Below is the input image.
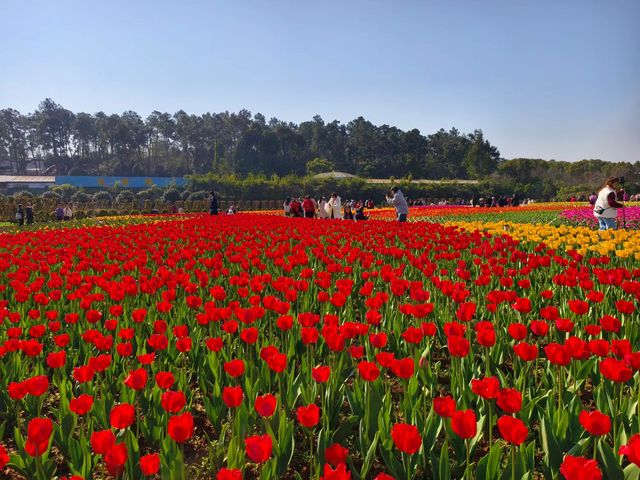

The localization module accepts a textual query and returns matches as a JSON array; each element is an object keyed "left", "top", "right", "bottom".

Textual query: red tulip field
[{"left": 1, "top": 213, "right": 639, "bottom": 480}]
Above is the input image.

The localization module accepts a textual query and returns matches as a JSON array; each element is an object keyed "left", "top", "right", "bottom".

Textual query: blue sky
[{"left": 1, "top": 0, "right": 638, "bottom": 162}]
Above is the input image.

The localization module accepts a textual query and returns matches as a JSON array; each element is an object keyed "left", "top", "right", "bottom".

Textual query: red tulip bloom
[
  {"left": 46, "top": 350, "right": 66, "bottom": 369},
  {"left": 104, "top": 442, "right": 128, "bottom": 477},
  {"left": 507, "top": 323, "right": 528, "bottom": 341},
  {"left": 471, "top": 376, "right": 500, "bottom": 400},
  {"left": 579, "top": 410, "right": 610, "bottom": 436},
  {"left": 69, "top": 394, "right": 94, "bottom": 416},
  {"left": 224, "top": 359, "right": 245, "bottom": 377},
  {"left": 124, "top": 368, "right": 148, "bottom": 391},
  {"left": 91, "top": 429, "right": 116, "bottom": 454},
  {"left": 245, "top": 434, "right": 273, "bottom": 463},
  {"left": 222, "top": 386, "right": 244, "bottom": 408},
  {"left": 0, "top": 444, "right": 9, "bottom": 469},
  {"left": 497, "top": 416, "right": 528, "bottom": 445},
  {"left": 373, "top": 474, "right": 396, "bottom": 480},
  {"left": 320, "top": 462, "right": 351, "bottom": 479},
  {"left": 26, "top": 417, "right": 53, "bottom": 456},
  {"left": 391, "top": 423, "right": 422, "bottom": 454},
  {"left": 155, "top": 371, "right": 175, "bottom": 389},
  {"left": 26, "top": 375, "right": 49, "bottom": 397},
  {"left": 312, "top": 366, "right": 331, "bottom": 383},
  {"left": 161, "top": 390, "right": 187, "bottom": 413},
  {"left": 254, "top": 394, "right": 277, "bottom": 417},
  {"left": 513, "top": 342, "right": 538, "bottom": 362},
  {"left": 599, "top": 357, "right": 633, "bottom": 383},
  {"left": 545, "top": 343, "right": 571, "bottom": 366},
  {"left": 433, "top": 396, "right": 456, "bottom": 418},
  {"left": 297, "top": 404, "right": 320, "bottom": 428},
  {"left": 325, "top": 442, "right": 349, "bottom": 466},
  {"left": 140, "top": 453, "right": 160, "bottom": 476},
  {"left": 168, "top": 412, "right": 194, "bottom": 443},
  {"left": 369, "top": 332, "right": 388, "bottom": 348},
  {"left": 620, "top": 434, "right": 640, "bottom": 467},
  {"left": 217, "top": 468, "right": 243, "bottom": 480},
  {"left": 357, "top": 361, "right": 380, "bottom": 382},
  {"left": 559, "top": 455, "right": 602, "bottom": 480},
  {"left": 266, "top": 352, "right": 287, "bottom": 373},
  {"left": 568, "top": 300, "right": 589, "bottom": 316},
  {"left": 496, "top": 388, "right": 522, "bottom": 414},
  {"left": 447, "top": 335, "right": 470, "bottom": 357},
  {"left": 73, "top": 365, "right": 95, "bottom": 384},
  {"left": 391, "top": 357, "right": 415, "bottom": 379},
  {"left": 110, "top": 403, "right": 136, "bottom": 429},
  {"left": 451, "top": 410, "right": 477, "bottom": 439}
]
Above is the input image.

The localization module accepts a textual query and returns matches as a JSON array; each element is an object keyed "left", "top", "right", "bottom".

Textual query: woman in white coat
[
  {"left": 327, "top": 193, "right": 342, "bottom": 219},
  {"left": 318, "top": 196, "right": 329, "bottom": 219}
]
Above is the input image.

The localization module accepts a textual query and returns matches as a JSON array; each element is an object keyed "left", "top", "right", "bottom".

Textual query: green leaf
[{"left": 598, "top": 441, "right": 624, "bottom": 480}]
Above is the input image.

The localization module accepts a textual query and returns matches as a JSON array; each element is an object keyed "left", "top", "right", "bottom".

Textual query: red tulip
[
  {"left": 391, "top": 423, "right": 422, "bottom": 454},
  {"left": 161, "top": 390, "right": 187, "bottom": 413},
  {"left": 497, "top": 416, "right": 528, "bottom": 445},
  {"left": 223, "top": 359, "right": 245, "bottom": 378},
  {"left": 46, "top": 350, "right": 66, "bottom": 369},
  {"left": 124, "top": 368, "right": 148, "bottom": 391},
  {"left": 619, "top": 434, "right": 640, "bottom": 467},
  {"left": 0, "top": 444, "right": 9, "bottom": 469},
  {"left": 391, "top": 357, "right": 415, "bottom": 379},
  {"left": 69, "top": 394, "right": 94, "bottom": 415},
  {"left": 325, "top": 442, "right": 349, "bottom": 466},
  {"left": 447, "top": 335, "right": 470, "bottom": 357},
  {"left": 513, "top": 342, "right": 538, "bottom": 362},
  {"left": 297, "top": 404, "right": 320, "bottom": 428},
  {"left": 91, "top": 429, "right": 116, "bottom": 455},
  {"left": 559, "top": 455, "right": 602, "bottom": 480},
  {"left": 496, "top": 388, "right": 522, "bottom": 414},
  {"left": 254, "top": 394, "right": 277, "bottom": 417},
  {"left": 433, "top": 396, "right": 456, "bottom": 418},
  {"left": 168, "top": 412, "right": 194, "bottom": 443},
  {"left": 357, "top": 361, "right": 380, "bottom": 382},
  {"left": 451, "top": 410, "right": 477, "bottom": 439},
  {"left": 471, "top": 376, "right": 500, "bottom": 400},
  {"left": 140, "top": 453, "right": 160, "bottom": 476},
  {"left": 245, "top": 434, "right": 272, "bottom": 463},
  {"left": 311, "top": 366, "right": 331, "bottom": 383},
  {"left": 104, "top": 442, "right": 128, "bottom": 477},
  {"left": 599, "top": 358, "right": 633, "bottom": 383},
  {"left": 579, "top": 410, "right": 610, "bottom": 436},
  {"left": 26, "top": 375, "right": 49, "bottom": 397},
  {"left": 217, "top": 468, "right": 243, "bottom": 480},
  {"left": 26, "top": 417, "right": 52, "bottom": 456},
  {"left": 110, "top": 403, "right": 136, "bottom": 429},
  {"left": 155, "top": 371, "right": 175, "bottom": 389},
  {"left": 319, "top": 462, "right": 351, "bottom": 479},
  {"left": 222, "top": 386, "right": 244, "bottom": 408}
]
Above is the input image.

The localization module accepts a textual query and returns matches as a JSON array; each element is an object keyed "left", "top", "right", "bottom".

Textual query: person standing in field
[
  {"left": 302, "top": 195, "right": 315, "bottom": 218},
  {"left": 25, "top": 204, "right": 34, "bottom": 225},
  {"left": 386, "top": 186, "right": 409, "bottom": 222},
  {"left": 318, "top": 196, "right": 329, "bottom": 218},
  {"left": 283, "top": 197, "right": 291, "bottom": 216},
  {"left": 209, "top": 191, "right": 219, "bottom": 215},
  {"left": 15, "top": 204, "right": 25, "bottom": 226},
  {"left": 327, "top": 193, "right": 342, "bottom": 219},
  {"left": 63, "top": 204, "right": 73, "bottom": 221},
  {"left": 593, "top": 176, "right": 624, "bottom": 230}
]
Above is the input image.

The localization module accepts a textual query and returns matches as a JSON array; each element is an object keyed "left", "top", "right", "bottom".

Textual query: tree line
[
  {"left": 1, "top": 99, "right": 637, "bottom": 199},
  {"left": 0, "top": 98, "right": 499, "bottom": 179}
]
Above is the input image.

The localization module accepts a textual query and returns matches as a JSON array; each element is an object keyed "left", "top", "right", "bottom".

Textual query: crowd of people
[{"left": 283, "top": 193, "right": 375, "bottom": 221}]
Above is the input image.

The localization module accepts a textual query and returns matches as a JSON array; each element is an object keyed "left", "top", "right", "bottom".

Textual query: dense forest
[{"left": 1, "top": 99, "right": 638, "bottom": 198}]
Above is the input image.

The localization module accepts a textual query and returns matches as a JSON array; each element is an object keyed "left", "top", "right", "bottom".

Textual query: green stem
[
  {"left": 511, "top": 446, "right": 516, "bottom": 480},
  {"left": 465, "top": 439, "right": 470, "bottom": 480},
  {"left": 593, "top": 436, "right": 598, "bottom": 460}
]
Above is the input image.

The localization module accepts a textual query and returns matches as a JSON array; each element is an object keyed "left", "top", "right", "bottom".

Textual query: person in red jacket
[
  {"left": 302, "top": 195, "right": 315, "bottom": 218},
  {"left": 289, "top": 198, "right": 303, "bottom": 217}
]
